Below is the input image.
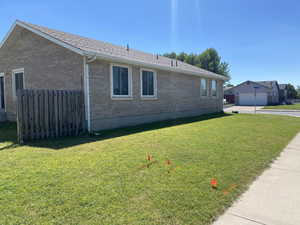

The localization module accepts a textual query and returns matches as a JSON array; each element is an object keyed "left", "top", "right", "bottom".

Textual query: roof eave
[{"left": 84, "top": 51, "right": 229, "bottom": 81}]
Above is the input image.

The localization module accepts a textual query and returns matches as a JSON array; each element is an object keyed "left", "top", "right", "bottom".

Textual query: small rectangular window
[
  {"left": 111, "top": 64, "right": 132, "bottom": 98},
  {"left": 211, "top": 80, "right": 217, "bottom": 97},
  {"left": 201, "top": 78, "right": 208, "bottom": 96},
  {"left": 141, "top": 69, "right": 157, "bottom": 98},
  {"left": 15, "top": 73, "right": 24, "bottom": 91},
  {"left": 12, "top": 69, "right": 24, "bottom": 98}
]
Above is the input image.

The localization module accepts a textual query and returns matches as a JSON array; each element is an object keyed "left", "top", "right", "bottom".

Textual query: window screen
[
  {"left": 142, "top": 70, "right": 155, "bottom": 96},
  {"left": 112, "top": 66, "right": 129, "bottom": 96},
  {"left": 212, "top": 80, "right": 217, "bottom": 97},
  {"left": 201, "top": 79, "right": 207, "bottom": 96}
]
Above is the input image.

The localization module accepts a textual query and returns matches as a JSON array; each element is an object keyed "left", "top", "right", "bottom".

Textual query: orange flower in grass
[
  {"left": 147, "top": 154, "right": 152, "bottom": 161},
  {"left": 211, "top": 179, "right": 218, "bottom": 189}
]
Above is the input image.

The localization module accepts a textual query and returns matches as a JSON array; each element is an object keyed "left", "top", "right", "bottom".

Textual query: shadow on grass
[
  {"left": 0, "top": 122, "right": 19, "bottom": 151},
  {"left": 0, "top": 113, "right": 232, "bottom": 150}
]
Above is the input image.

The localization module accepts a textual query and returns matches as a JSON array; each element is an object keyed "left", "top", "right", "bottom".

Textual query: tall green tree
[
  {"left": 297, "top": 86, "right": 300, "bottom": 99},
  {"left": 163, "top": 52, "right": 177, "bottom": 59},
  {"left": 197, "top": 48, "right": 221, "bottom": 74},
  {"left": 218, "top": 62, "right": 230, "bottom": 77},
  {"left": 177, "top": 52, "right": 188, "bottom": 62},
  {"left": 286, "top": 84, "right": 298, "bottom": 99},
  {"left": 163, "top": 48, "right": 230, "bottom": 78},
  {"left": 186, "top": 53, "right": 198, "bottom": 65}
]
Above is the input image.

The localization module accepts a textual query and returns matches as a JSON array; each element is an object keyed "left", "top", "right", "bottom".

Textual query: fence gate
[{"left": 17, "top": 89, "right": 86, "bottom": 143}]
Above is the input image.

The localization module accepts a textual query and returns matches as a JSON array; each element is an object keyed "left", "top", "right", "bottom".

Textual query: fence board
[
  {"left": 39, "top": 91, "right": 45, "bottom": 139},
  {"left": 29, "top": 91, "right": 35, "bottom": 140},
  {"left": 58, "top": 91, "right": 63, "bottom": 137},
  {"left": 23, "top": 91, "right": 29, "bottom": 141},
  {"left": 45, "top": 90, "right": 49, "bottom": 139},
  {"left": 16, "top": 89, "right": 85, "bottom": 143},
  {"left": 34, "top": 90, "right": 40, "bottom": 140}
]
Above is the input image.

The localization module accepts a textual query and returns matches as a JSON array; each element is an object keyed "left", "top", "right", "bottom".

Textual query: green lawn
[
  {"left": 263, "top": 103, "right": 300, "bottom": 110},
  {"left": 1, "top": 113, "right": 300, "bottom": 225}
]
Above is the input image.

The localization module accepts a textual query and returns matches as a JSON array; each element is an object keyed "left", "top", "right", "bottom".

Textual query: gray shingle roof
[
  {"left": 15, "top": 20, "right": 228, "bottom": 80},
  {"left": 256, "top": 81, "right": 277, "bottom": 89},
  {"left": 253, "top": 81, "right": 280, "bottom": 93}
]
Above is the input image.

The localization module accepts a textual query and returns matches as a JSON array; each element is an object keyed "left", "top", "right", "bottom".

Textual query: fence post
[{"left": 16, "top": 90, "right": 24, "bottom": 144}]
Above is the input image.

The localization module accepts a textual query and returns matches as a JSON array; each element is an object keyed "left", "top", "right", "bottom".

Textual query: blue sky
[{"left": 1, "top": 0, "right": 299, "bottom": 86}]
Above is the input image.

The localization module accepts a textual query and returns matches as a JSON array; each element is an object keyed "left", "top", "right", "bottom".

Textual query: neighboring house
[
  {"left": 0, "top": 20, "right": 228, "bottom": 131},
  {"left": 224, "top": 86, "right": 235, "bottom": 104},
  {"left": 226, "top": 80, "right": 280, "bottom": 106},
  {"left": 279, "top": 84, "right": 288, "bottom": 103}
]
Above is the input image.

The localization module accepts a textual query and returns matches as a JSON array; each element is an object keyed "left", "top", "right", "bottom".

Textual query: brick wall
[
  {"left": 0, "top": 25, "right": 84, "bottom": 120},
  {"left": 88, "top": 60, "right": 224, "bottom": 131}
]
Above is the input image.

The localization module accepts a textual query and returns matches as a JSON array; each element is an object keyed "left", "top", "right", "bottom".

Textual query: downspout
[
  {"left": 83, "top": 56, "right": 91, "bottom": 132},
  {"left": 83, "top": 55, "right": 97, "bottom": 132}
]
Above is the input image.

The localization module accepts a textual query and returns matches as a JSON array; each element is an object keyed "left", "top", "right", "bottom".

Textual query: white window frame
[
  {"left": 110, "top": 63, "right": 132, "bottom": 100},
  {"left": 12, "top": 68, "right": 25, "bottom": 99},
  {"left": 140, "top": 68, "right": 157, "bottom": 100},
  {"left": 211, "top": 80, "right": 217, "bottom": 97},
  {"left": 0, "top": 72, "right": 5, "bottom": 111},
  {"left": 200, "top": 78, "right": 208, "bottom": 97}
]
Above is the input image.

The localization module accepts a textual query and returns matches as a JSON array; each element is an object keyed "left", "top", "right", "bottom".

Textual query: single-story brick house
[
  {"left": 0, "top": 20, "right": 228, "bottom": 131},
  {"left": 224, "top": 80, "right": 280, "bottom": 106}
]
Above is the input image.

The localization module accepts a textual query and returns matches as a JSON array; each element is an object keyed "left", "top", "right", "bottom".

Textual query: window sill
[
  {"left": 111, "top": 96, "right": 133, "bottom": 100},
  {"left": 141, "top": 96, "right": 158, "bottom": 100},
  {"left": 200, "top": 95, "right": 210, "bottom": 99}
]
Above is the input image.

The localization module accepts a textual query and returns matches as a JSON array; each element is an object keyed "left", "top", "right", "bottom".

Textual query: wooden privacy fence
[{"left": 17, "top": 89, "right": 86, "bottom": 143}]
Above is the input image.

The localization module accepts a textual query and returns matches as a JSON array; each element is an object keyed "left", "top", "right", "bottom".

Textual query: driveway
[
  {"left": 224, "top": 106, "right": 300, "bottom": 117},
  {"left": 213, "top": 133, "right": 300, "bottom": 225}
]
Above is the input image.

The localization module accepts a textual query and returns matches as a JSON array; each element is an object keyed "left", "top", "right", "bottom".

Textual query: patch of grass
[
  {"left": 0, "top": 114, "right": 300, "bottom": 225},
  {"left": 263, "top": 103, "right": 300, "bottom": 110}
]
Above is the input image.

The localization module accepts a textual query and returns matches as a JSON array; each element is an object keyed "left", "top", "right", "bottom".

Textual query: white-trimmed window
[
  {"left": 12, "top": 68, "right": 25, "bottom": 98},
  {"left": 211, "top": 80, "right": 217, "bottom": 97},
  {"left": 200, "top": 78, "right": 208, "bottom": 97},
  {"left": 110, "top": 64, "right": 132, "bottom": 99},
  {"left": 140, "top": 69, "right": 157, "bottom": 99}
]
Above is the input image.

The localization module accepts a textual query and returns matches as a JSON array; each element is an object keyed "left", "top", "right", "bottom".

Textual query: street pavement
[{"left": 224, "top": 106, "right": 300, "bottom": 117}]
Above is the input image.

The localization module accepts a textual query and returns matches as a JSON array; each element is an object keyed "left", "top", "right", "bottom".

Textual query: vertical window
[
  {"left": 211, "top": 80, "right": 217, "bottom": 97},
  {"left": 201, "top": 78, "right": 208, "bottom": 96},
  {"left": 141, "top": 69, "right": 157, "bottom": 98},
  {"left": 12, "top": 69, "right": 24, "bottom": 98},
  {"left": 111, "top": 64, "right": 132, "bottom": 98}
]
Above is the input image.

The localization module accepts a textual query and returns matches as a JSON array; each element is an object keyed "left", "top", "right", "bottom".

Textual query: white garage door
[{"left": 239, "top": 93, "right": 268, "bottom": 106}]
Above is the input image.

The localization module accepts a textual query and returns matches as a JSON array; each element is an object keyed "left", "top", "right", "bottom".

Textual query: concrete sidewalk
[{"left": 213, "top": 132, "right": 300, "bottom": 225}]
